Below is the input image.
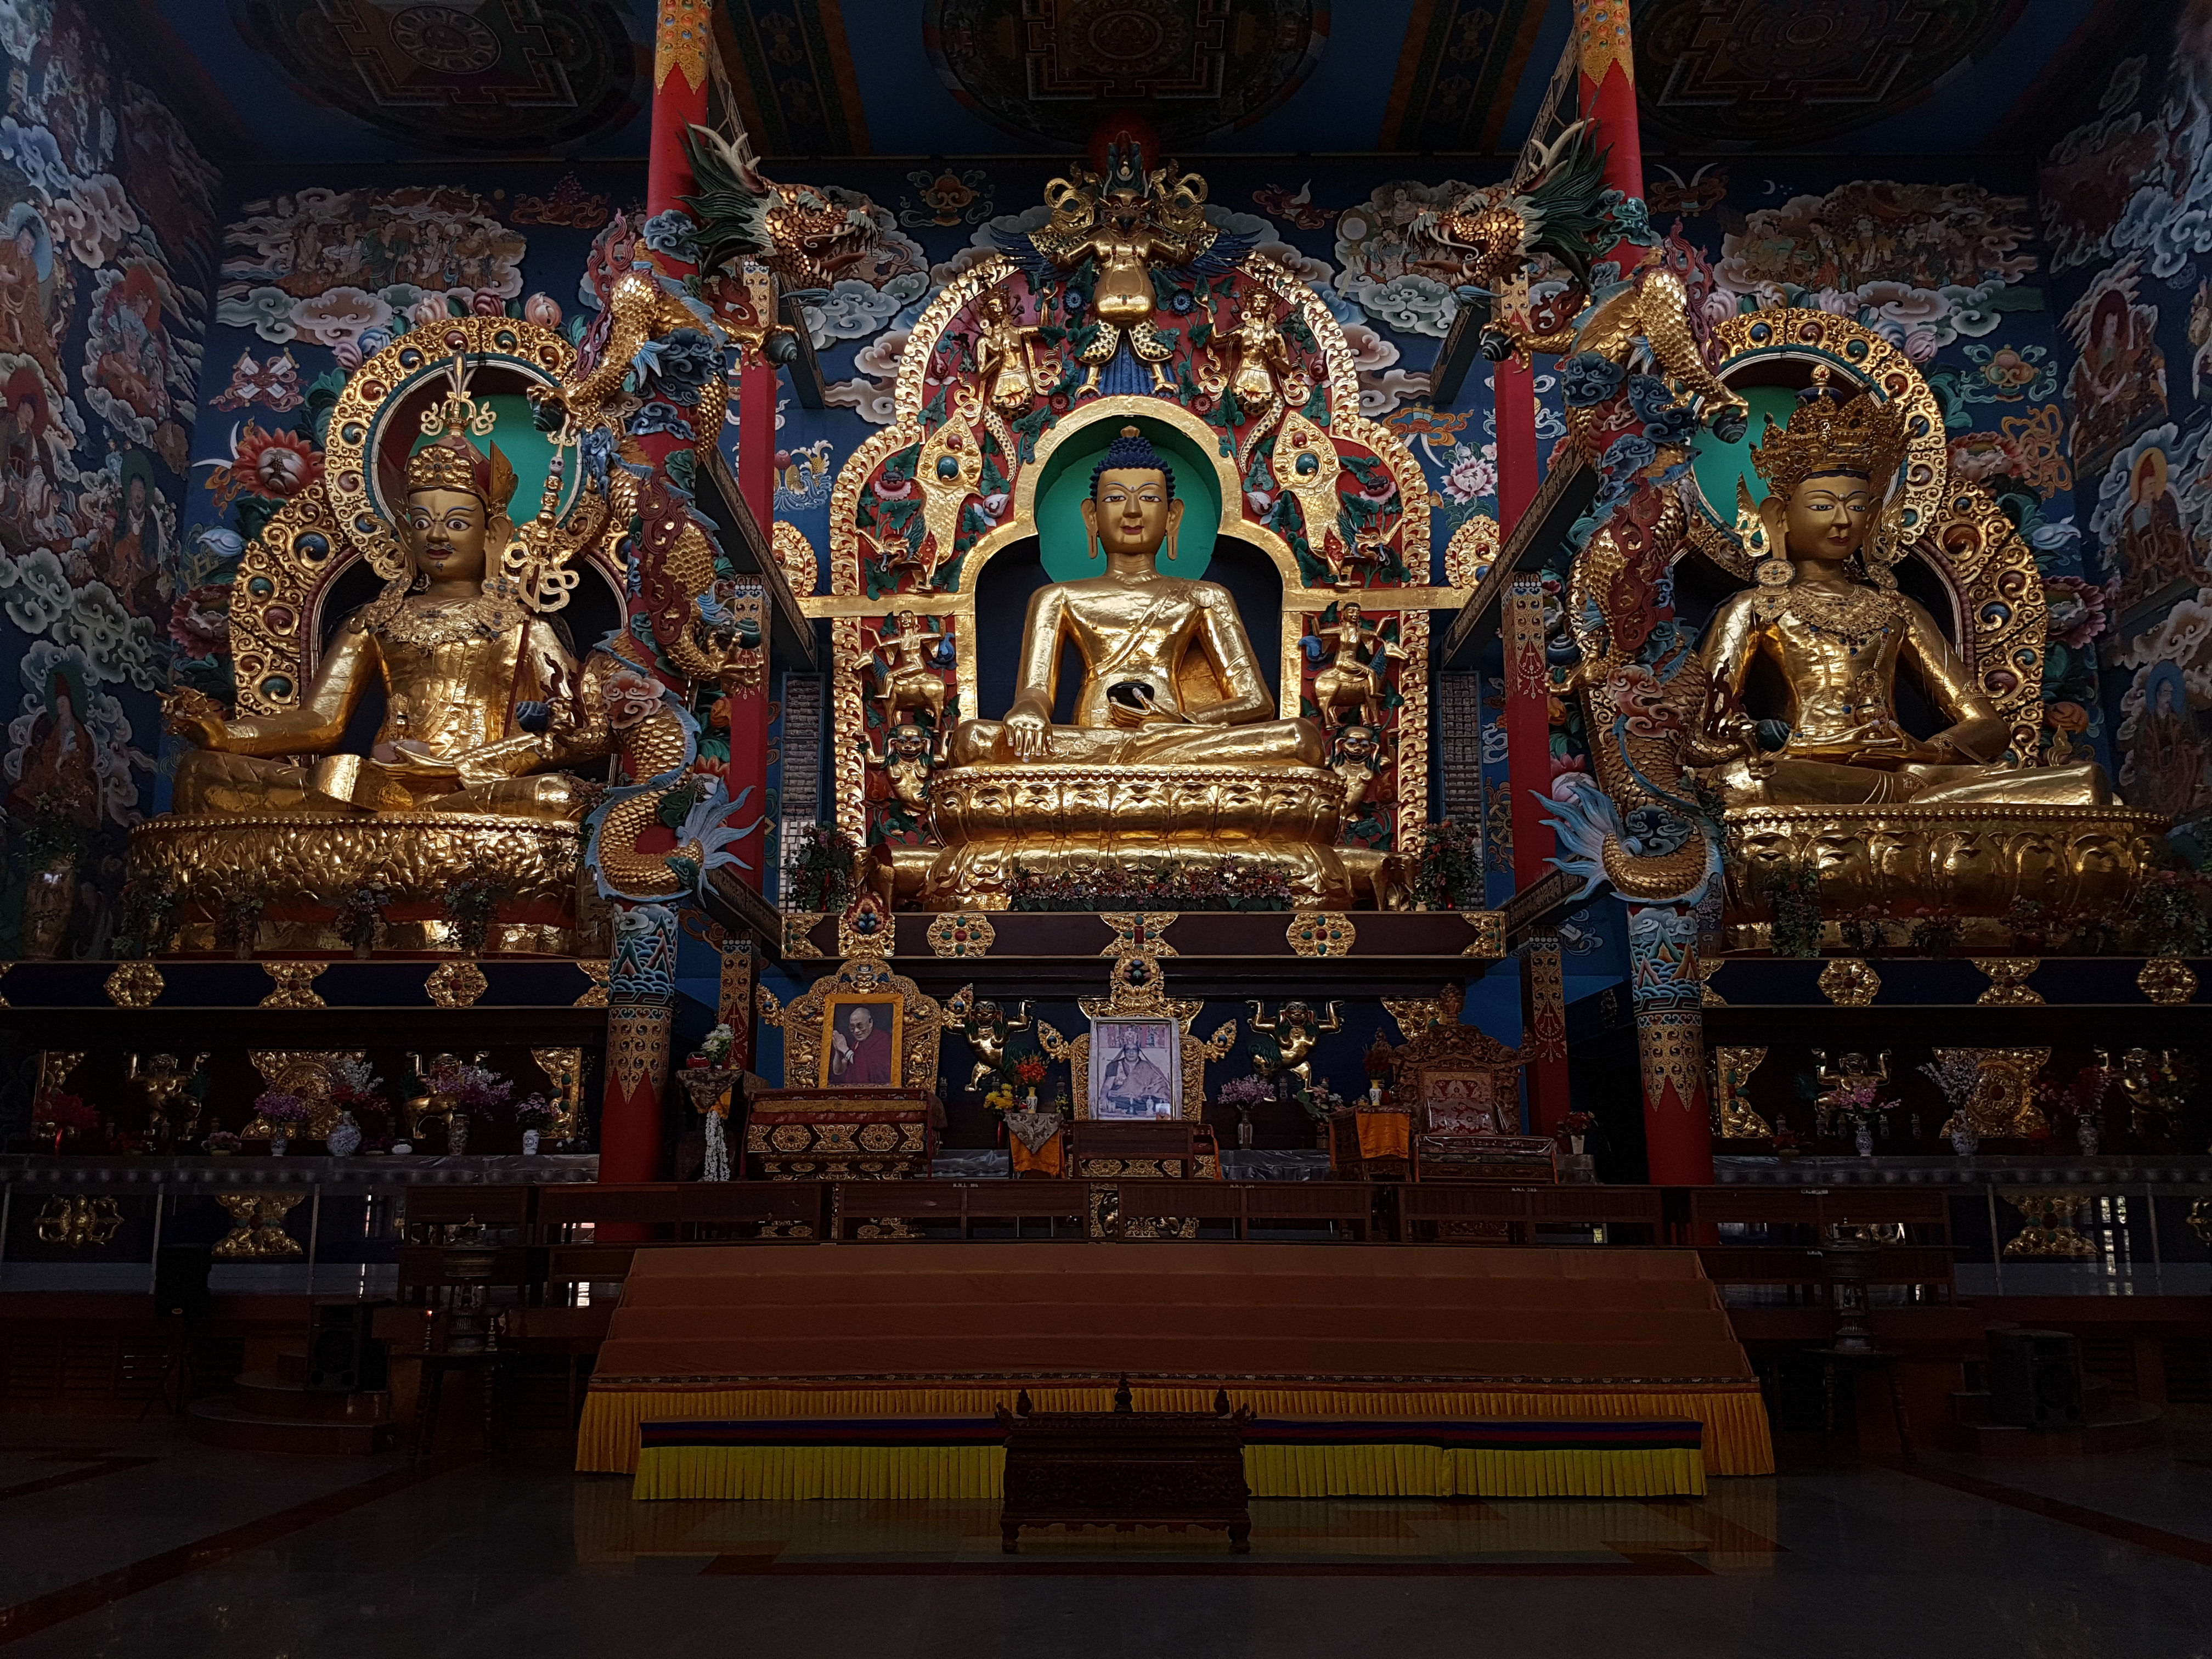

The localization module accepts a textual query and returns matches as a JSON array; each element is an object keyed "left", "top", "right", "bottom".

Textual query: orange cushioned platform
[{"left": 580, "top": 1244, "right": 1771, "bottom": 1477}]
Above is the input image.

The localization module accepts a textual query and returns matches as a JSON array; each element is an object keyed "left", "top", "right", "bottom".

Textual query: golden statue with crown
[
  {"left": 165, "top": 425, "right": 606, "bottom": 824},
  {"left": 1695, "top": 368, "right": 2108, "bottom": 811},
  {"left": 130, "top": 315, "right": 698, "bottom": 955}
]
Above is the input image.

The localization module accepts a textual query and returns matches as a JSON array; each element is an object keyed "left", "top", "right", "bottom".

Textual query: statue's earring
[{"left": 1740, "top": 501, "right": 1790, "bottom": 588}]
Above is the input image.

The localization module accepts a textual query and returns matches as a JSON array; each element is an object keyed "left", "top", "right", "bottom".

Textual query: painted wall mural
[
  {"left": 0, "top": 0, "right": 216, "bottom": 958},
  {"left": 2044, "top": 0, "right": 2212, "bottom": 866}
]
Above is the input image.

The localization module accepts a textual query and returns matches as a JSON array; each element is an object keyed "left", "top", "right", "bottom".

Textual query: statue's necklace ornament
[
  {"left": 1764, "top": 581, "right": 1898, "bottom": 650},
  {"left": 374, "top": 592, "right": 527, "bottom": 648}
]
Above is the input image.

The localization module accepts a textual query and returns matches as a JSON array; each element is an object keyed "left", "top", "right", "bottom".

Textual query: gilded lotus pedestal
[
  {"left": 128, "top": 813, "right": 585, "bottom": 955},
  {"left": 917, "top": 763, "right": 1353, "bottom": 911},
  {"left": 1720, "top": 803, "right": 2169, "bottom": 951}
]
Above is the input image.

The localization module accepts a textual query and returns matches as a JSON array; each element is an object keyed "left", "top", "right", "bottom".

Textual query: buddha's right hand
[
  {"left": 1002, "top": 701, "right": 1053, "bottom": 760},
  {"left": 161, "top": 689, "right": 228, "bottom": 749}
]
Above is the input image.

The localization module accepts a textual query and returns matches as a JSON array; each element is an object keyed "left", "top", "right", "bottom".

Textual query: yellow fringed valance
[
  {"left": 581, "top": 1383, "right": 1772, "bottom": 1478},
  {"left": 629, "top": 1441, "right": 1707, "bottom": 1502}
]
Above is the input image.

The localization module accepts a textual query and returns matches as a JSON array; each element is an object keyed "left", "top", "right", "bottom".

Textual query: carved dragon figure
[{"left": 1471, "top": 166, "right": 1753, "bottom": 904}]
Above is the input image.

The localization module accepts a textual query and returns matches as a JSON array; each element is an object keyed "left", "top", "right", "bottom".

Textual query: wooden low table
[
  {"left": 1065, "top": 1120, "right": 1220, "bottom": 1178},
  {"left": 997, "top": 1384, "right": 1254, "bottom": 1554}
]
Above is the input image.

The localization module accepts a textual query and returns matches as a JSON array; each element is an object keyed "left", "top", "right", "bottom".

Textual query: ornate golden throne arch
[{"left": 801, "top": 167, "right": 1493, "bottom": 911}]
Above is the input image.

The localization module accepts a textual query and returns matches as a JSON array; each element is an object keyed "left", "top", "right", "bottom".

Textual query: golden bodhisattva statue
[
  {"left": 164, "top": 432, "right": 607, "bottom": 821},
  {"left": 1697, "top": 381, "right": 2109, "bottom": 809},
  {"left": 947, "top": 428, "right": 1325, "bottom": 770},
  {"left": 921, "top": 426, "right": 1352, "bottom": 908}
]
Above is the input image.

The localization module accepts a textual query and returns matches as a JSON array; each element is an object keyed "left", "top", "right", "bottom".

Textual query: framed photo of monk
[
  {"left": 820, "top": 996, "right": 903, "bottom": 1087},
  {"left": 1089, "top": 1018, "right": 1181, "bottom": 1119}
]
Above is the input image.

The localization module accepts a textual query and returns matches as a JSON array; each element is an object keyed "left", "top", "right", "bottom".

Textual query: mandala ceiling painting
[
  {"left": 1635, "top": 0, "right": 2023, "bottom": 144},
  {"left": 923, "top": 0, "right": 1328, "bottom": 145},
  {"left": 234, "top": 0, "right": 646, "bottom": 152}
]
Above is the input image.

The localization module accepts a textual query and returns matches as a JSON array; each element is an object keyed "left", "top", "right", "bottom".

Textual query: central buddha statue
[
  {"left": 947, "top": 427, "right": 1325, "bottom": 769},
  {"left": 164, "top": 432, "right": 608, "bottom": 822},
  {"left": 1695, "top": 382, "right": 2109, "bottom": 809},
  {"left": 921, "top": 426, "right": 1352, "bottom": 908}
]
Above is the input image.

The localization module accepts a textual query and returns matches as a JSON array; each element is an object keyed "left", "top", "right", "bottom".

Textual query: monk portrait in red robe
[{"left": 829, "top": 1003, "right": 895, "bottom": 1085}]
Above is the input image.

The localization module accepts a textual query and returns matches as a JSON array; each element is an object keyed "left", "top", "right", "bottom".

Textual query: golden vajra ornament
[
  {"left": 213, "top": 1194, "right": 306, "bottom": 1260},
  {"left": 259, "top": 963, "right": 328, "bottom": 1009},
  {"left": 1972, "top": 958, "right": 2044, "bottom": 1007},
  {"left": 36, "top": 1196, "right": 123, "bottom": 1248},
  {"left": 2001, "top": 1189, "right": 2096, "bottom": 1259}
]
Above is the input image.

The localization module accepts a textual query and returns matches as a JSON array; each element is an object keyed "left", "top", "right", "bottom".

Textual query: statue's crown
[
  {"left": 1750, "top": 366, "right": 1908, "bottom": 501},
  {"left": 406, "top": 431, "right": 517, "bottom": 514}
]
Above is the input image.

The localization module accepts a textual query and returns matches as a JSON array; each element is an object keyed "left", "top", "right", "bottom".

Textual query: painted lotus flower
[
  {"left": 1441, "top": 444, "right": 1496, "bottom": 505},
  {"left": 235, "top": 425, "right": 322, "bottom": 498},
  {"left": 168, "top": 586, "right": 229, "bottom": 659},
  {"left": 2044, "top": 575, "right": 2108, "bottom": 648}
]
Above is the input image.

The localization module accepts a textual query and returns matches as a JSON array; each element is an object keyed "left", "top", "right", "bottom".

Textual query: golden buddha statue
[
  {"left": 163, "top": 432, "right": 608, "bottom": 822},
  {"left": 947, "top": 427, "right": 1324, "bottom": 770},
  {"left": 919, "top": 425, "right": 1351, "bottom": 909},
  {"left": 1696, "top": 381, "right": 2108, "bottom": 809}
]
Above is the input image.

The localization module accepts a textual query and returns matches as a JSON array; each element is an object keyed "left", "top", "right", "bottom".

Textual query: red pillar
[
  {"left": 1570, "top": 0, "right": 1711, "bottom": 1184},
  {"left": 595, "top": 1, "right": 714, "bottom": 1188}
]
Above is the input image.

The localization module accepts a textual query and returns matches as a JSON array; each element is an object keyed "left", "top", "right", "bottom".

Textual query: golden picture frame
[{"left": 819, "top": 994, "right": 905, "bottom": 1087}]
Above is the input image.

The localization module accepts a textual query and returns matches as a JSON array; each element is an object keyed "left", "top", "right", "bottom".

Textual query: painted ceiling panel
[{"left": 138, "top": 0, "right": 2117, "bottom": 165}]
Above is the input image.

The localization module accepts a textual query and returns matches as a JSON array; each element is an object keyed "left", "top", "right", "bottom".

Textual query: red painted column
[
  {"left": 1571, "top": 0, "right": 1712, "bottom": 1186},
  {"left": 595, "top": 0, "right": 715, "bottom": 1189}
]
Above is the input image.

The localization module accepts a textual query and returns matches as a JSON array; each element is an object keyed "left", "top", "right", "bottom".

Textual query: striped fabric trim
[{"left": 636, "top": 1416, "right": 1703, "bottom": 1454}]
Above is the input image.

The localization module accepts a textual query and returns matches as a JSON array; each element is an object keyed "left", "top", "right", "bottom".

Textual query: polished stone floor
[{"left": 0, "top": 1416, "right": 2207, "bottom": 1657}]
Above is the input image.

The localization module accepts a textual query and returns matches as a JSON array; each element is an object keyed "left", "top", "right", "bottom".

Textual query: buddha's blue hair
[{"left": 1090, "top": 427, "right": 1175, "bottom": 500}]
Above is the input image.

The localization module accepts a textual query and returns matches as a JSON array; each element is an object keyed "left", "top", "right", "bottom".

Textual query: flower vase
[
  {"left": 270, "top": 1130, "right": 289, "bottom": 1157},
  {"left": 447, "top": 1113, "right": 469, "bottom": 1156},
  {"left": 1950, "top": 1125, "right": 1978, "bottom": 1158},
  {"left": 353, "top": 940, "right": 373, "bottom": 962},
  {"left": 521, "top": 1128, "right": 540, "bottom": 1157},
  {"left": 1237, "top": 1108, "right": 1254, "bottom": 1150},
  {"left": 326, "top": 1112, "right": 361, "bottom": 1158},
  {"left": 1569, "top": 1135, "right": 1585, "bottom": 1156},
  {"left": 1854, "top": 1121, "right": 1875, "bottom": 1158},
  {"left": 2076, "top": 1119, "right": 2100, "bottom": 1156}
]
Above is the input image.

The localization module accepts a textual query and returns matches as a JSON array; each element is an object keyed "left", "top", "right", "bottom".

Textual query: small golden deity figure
[
  {"left": 1247, "top": 998, "right": 1343, "bottom": 1091},
  {"left": 851, "top": 610, "right": 950, "bottom": 734},
  {"left": 974, "top": 287, "right": 1047, "bottom": 409},
  {"left": 1017, "top": 143, "right": 1229, "bottom": 396},
  {"left": 1310, "top": 602, "right": 1401, "bottom": 730},
  {"left": 947, "top": 428, "right": 1325, "bottom": 770},
  {"left": 1696, "top": 376, "right": 2109, "bottom": 809},
  {"left": 164, "top": 431, "right": 608, "bottom": 821},
  {"left": 128, "top": 1050, "right": 206, "bottom": 1145}
]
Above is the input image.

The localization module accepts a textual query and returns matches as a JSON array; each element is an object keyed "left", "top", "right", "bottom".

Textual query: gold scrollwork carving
[
  {"left": 426, "top": 960, "right": 489, "bottom": 1008},
  {"left": 249, "top": 1049, "right": 357, "bottom": 1139},
  {"left": 1816, "top": 957, "right": 1880, "bottom": 1007},
  {"left": 573, "top": 960, "right": 611, "bottom": 1007},
  {"left": 104, "top": 961, "right": 163, "bottom": 1008},
  {"left": 2138, "top": 957, "right": 2198, "bottom": 1006},
  {"left": 259, "top": 963, "right": 328, "bottom": 1009},
  {"left": 2002, "top": 1188, "right": 2095, "bottom": 1259},
  {"left": 1972, "top": 958, "right": 2044, "bottom": 1006}
]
